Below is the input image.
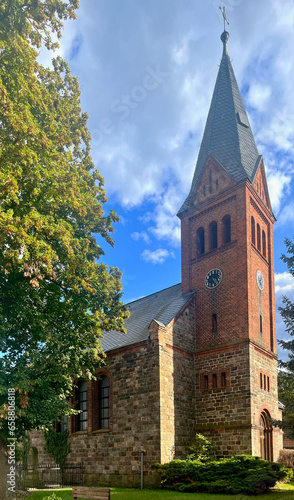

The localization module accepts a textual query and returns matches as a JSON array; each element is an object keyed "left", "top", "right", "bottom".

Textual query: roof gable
[
  {"left": 182, "top": 154, "right": 236, "bottom": 212},
  {"left": 252, "top": 157, "right": 272, "bottom": 212}
]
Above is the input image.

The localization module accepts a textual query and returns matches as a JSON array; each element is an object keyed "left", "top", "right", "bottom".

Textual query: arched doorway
[{"left": 259, "top": 410, "right": 273, "bottom": 461}]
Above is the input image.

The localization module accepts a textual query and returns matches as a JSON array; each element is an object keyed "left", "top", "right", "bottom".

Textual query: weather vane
[{"left": 219, "top": 6, "right": 229, "bottom": 31}]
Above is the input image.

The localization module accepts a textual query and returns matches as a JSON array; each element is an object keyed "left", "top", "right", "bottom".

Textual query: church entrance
[{"left": 259, "top": 410, "right": 273, "bottom": 461}]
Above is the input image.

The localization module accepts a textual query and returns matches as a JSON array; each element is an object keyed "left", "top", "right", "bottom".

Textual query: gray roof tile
[{"left": 100, "top": 283, "right": 195, "bottom": 352}]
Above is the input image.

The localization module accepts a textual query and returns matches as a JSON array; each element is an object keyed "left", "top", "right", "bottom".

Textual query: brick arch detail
[
  {"left": 258, "top": 405, "right": 272, "bottom": 423},
  {"left": 258, "top": 406, "right": 273, "bottom": 461}
]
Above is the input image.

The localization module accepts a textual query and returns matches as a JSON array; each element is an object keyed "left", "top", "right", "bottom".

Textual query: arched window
[
  {"left": 197, "top": 227, "right": 205, "bottom": 255},
  {"left": 222, "top": 215, "right": 231, "bottom": 244},
  {"left": 99, "top": 376, "right": 110, "bottom": 429},
  {"left": 251, "top": 217, "right": 255, "bottom": 245},
  {"left": 56, "top": 415, "right": 67, "bottom": 433},
  {"left": 209, "top": 221, "right": 217, "bottom": 250},
  {"left": 257, "top": 223, "right": 261, "bottom": 251},
  {"left": 262, "top": 230, "right": 266, "bottom": 258},
  {"left": 78, "top": 381, "right": 88, "bottom": 431},
  {"left": 259, "top": 410, "right": 273, "bottom": 461}
]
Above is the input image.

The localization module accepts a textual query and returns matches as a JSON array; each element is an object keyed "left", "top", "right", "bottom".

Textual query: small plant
[
  {"left": 185, "top": 433, "right": 216, "bottom": 462},
  {"left": 42, "top": 494, "right": 62, "bottom": 500}
]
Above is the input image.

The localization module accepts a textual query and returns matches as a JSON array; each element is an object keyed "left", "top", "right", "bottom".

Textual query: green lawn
[{"left": 25, "top": 484, "right": 294, "bottom": 500}]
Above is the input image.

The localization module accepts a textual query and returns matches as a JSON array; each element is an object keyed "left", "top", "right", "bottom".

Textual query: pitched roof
[
  {"left": 178, "top": 31, "right": 261, "bottom": 216},
  {"left": 100, "top": 283, "right": 195, "bottom": 352}
]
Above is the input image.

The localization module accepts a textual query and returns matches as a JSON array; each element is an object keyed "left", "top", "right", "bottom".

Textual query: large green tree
[
  {"left": 274, "top": 238, "right": 294, "bottom": 439},
  {"left": 0, "top": 0, "right": 128, "bottom": 436}
]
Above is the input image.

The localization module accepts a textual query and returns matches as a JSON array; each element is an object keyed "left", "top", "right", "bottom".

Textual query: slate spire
[{"left": 178, "top": 31, "right": 261, "bottom": 216}]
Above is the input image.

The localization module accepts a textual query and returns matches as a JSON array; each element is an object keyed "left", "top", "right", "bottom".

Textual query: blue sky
[{"left": 41, "top": 0, "right": 294, "bottom": 359}]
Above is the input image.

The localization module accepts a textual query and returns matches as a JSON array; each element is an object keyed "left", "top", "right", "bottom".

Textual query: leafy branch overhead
[
  {"left": 0, "top": 0, "right": 79, "bottom": 49},
  {"left": 0, "top": 0, "right": 129, "bottom": 435},
  {"left": 273, "top": 238, "right": 294, "bottom": 439}
]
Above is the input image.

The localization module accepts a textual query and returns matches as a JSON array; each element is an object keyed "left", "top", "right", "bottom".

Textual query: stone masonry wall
[
  {"left": 249, "top": 344, "right": 283, "bottom": 460},
  {"left": 49, "top": 339, "right": 162, "bottom": 488},
  {"left": 195, "top": 342, "right": 253, "bottom": 457}
]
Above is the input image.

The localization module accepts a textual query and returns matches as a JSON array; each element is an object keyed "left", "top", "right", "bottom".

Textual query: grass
[{"left": 25, "top": 484, "right": 294, "bottom": 500}]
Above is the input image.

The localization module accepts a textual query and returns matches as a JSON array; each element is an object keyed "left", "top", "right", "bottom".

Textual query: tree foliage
[
  {"left": 44, "top": 427, "right": 69, "bottom": 467},
  {"left": 185, "top": 434, "right": 216, "bottom": 462},
  {"left": 0, "top": 1, "right": 128, "bottom": 436},
  {"left": 275, "top": 238, "right": 294, "bottom": 439}
]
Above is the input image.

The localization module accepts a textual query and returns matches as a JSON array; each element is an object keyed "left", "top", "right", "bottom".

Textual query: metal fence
[{"left": 16, "top": 463, "right": 83, "bottom": 489}]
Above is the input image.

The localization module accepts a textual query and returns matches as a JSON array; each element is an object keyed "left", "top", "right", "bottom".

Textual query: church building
[{"left": 31, "top": 29, "right": 283, "bottom": 487}]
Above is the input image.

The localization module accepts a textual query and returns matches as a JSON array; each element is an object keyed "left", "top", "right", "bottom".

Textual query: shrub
[
  {"left": 153, "top": 454, "right": 293, "bottom": 495},
  {"left": 185, "top": 433, "right": 216, "bottom": 462},
  {"left": 278, "top": 449, "right": 294, "bottom": 469}
]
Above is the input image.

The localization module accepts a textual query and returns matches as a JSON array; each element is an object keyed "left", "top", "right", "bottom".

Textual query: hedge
[{"left": 152, "top": 454, "right": 292, "bottom": 495}]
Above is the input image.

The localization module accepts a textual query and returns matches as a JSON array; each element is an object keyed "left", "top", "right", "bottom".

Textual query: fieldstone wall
[
  {"left": 249, "top": 343, "right": 283, "bottom": 460},
  {"left": 66, "top": 337, "right": 161, "bottom": 487},
  {"left": 195, "top": 342, "right": 252, "bottom": 457}
]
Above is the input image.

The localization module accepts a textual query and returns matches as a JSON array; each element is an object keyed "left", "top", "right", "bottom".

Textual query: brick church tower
[{"left": 177, "top": 30, "right": 283, "bottom": 460}]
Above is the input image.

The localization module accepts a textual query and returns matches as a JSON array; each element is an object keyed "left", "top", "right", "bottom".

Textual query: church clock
[
  {"left": 205, "top": 268, "right": 222, "bottom": 289},
  {"left": 256, "top": 270, "right": 264, "bottom": 291}
]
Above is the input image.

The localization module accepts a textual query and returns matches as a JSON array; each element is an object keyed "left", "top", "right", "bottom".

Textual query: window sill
[
  {"left": 193, "top": 239, "right": 237, "bottom": 262},
  {"left": 92, "top": 428, "right": 111, "bottom": 434}
]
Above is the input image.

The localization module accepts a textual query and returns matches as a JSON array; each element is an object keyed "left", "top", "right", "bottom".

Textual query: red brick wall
[{"left": 179, "top": 156, "right": 281, "bottom": 459}]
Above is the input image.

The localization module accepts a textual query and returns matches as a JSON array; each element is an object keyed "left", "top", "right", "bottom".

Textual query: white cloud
[
  {"left": 275, "top": 272, "right": 294, "bottom": 294},
  {"left": 57, "top": 1, "right": 294, "bottom": 254},
  {"left": 267, "top": 170, "right": 291, "bottom": 215},
  {"left": 276, "top": 201, "right": 294, "bottom": 228},
  {"left": 141, "top": 248, "right": 175, "bottom": 264},
  {"left": 247, "top": 84, "right": 271, "bottom": 112},
  {"left": 275, "top": 271, "right": 294, "bottom": 361},
  {"left": 131, "top": 231, "right": 150, "bottom": 244}
]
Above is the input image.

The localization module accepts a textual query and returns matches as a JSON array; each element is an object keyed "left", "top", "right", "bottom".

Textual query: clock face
[
  {"left": 256, "top": 270, "right": 264, "bottom": 291},
  {"left": 205, "top": 268, "right": 222, "bottom": 289}
]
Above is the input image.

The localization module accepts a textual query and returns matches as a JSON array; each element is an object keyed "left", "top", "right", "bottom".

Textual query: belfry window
[
  {"left": 262, "top": 230, "right": 266, "bottom": 258},
  {"left": 222, "top": 215, "right": 231, "bottom": 244},
  {"left": 209, "top": 221, "right": 217, "bottom": 250},
  {"left": 209, "top": 170, "right": 212, "bottom": 193},
  {"left": 221, "top": 372, "right": 226, "bottom": 387},
  {"left": 197, "top": 227, "right": 205, "bottom": 255},
  {"left": 251, "top": 217, "right": 255, "bottom": 245},
  {"left": 257, "top": 223, "right": 261, "bottom": 251}
]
